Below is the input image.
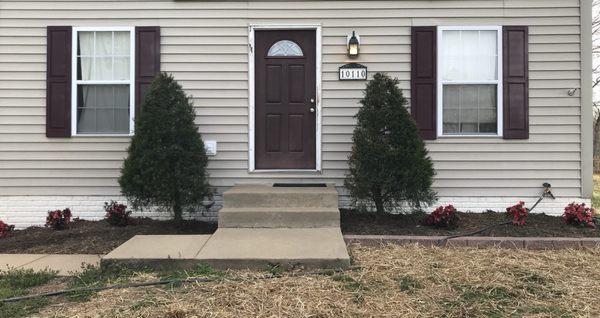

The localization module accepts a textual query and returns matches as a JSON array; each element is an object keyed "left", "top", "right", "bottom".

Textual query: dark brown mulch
[
  {"left": 2, "top": 210, "right": 598, "bottom": 255},
  {"left": 340, "top": 209, "right": 600, "bottom": 237},
  {"left": 0, "top": 218, "right": 217, "bottom": 255}
]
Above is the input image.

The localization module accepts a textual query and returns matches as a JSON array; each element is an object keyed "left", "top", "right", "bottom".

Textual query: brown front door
[{"left": 255, "top": 30, "right": 316, "bottom": 169}]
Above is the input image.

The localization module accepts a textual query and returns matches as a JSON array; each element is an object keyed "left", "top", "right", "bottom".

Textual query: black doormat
[{"left": 272, "top": 183, "right": 327, "bottom": 187}]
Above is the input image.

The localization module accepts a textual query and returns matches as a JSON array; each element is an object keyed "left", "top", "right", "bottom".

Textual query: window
[
  {"left": 267, "top": 40, "right": 303, "bottom": 57},
  {"left": 437, "top": 26, "right": 502, "bottom": 136},
  {"left": 72, "top": 27, "right": 134, "bottom": 136}
]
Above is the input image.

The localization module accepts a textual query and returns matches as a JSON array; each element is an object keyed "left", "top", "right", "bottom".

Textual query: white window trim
[
  {"left": 71, "top": 26, "right": 135, "bottom": 137},
  {"left": 436, "top": 25, "right": 503, "bottom": 138}
]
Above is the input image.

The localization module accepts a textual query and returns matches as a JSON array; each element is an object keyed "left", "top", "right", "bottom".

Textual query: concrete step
[
  {"left": 196, "top": 228, "right": 350, "bottom": 270},
  {"left": 218, "top": 207, "right": 340, "bottom": 228},
  {"left": 223, "top": 184, "right": 339, "bottom": 209}
]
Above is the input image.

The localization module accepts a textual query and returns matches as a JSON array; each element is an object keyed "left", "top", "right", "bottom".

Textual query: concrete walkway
[
  {"left": 101, "top": 184, "right": 351, "bottom": 271},
  {"left": 0, "top": 254, "right": 101, "bottom": 276},
  {"left": 103, "top": 230, "right": 350, "bottom": 270}
]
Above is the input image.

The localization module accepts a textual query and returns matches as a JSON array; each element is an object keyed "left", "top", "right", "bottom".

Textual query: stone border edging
[{"left": 343, "top": 235, "right": 600, "bottom": 250}]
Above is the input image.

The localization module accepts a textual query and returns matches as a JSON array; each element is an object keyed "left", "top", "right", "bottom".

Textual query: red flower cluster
[
  {"left": 562, "top": 203, "right": 596, "bottom": 229},
  {"left": 104, "top": 201, "right": 132, "bottom": 227},
  {"left": 45, "top": 208, "right": 72, "bottom": 230},
  {"left": 0, "top": 220, "right": 15, "bottom": 238},
  {"left": 506, "top": 201, "right": 528, "bottom": 226},
  {"left": 425, "top": 205, "right": 460, "bottom": 228}
]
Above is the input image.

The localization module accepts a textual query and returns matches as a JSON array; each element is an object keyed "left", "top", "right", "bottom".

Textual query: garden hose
[
  {"left": 528, "top": 183, "right": 555, "bottom": 213},
  {"left": 435, "top": 183, "right": 555, "bottom": 246},
  {"left": 0, "top": 266, "right": 361, "bottom": 303}
]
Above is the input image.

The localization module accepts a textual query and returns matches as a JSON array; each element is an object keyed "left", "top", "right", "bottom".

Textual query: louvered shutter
[
  {"left": 503, "top": 26, "right": 529, "bottom": 139},
  {"left": 46, "top": 26, "right": 72, "bottom": 137},
  {"left": 135, "top": 26, "right": 161, "bottom": 116},
  {"left": 410, "top": 26, "right": 437, "bottom": 140}
]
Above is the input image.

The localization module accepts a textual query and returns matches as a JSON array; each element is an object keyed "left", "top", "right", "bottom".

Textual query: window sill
[
  {"left": 437, "top": 135, "right": 502, "bottom": 138},
  {"left": 430, "top": 135, "right": 504, "bottom": 141},
  {"left": 250, "top": 169, "right": 322, "bottom": 174}
]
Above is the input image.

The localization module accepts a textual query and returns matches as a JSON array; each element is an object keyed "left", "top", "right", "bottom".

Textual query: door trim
[{"left": 248, "top": 24, "right": 322, "bottom": 172}]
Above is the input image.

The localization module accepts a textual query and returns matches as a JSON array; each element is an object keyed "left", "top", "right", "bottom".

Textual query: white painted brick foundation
[
  {"left": 0, "top": 194, "right": 591, "bottom": 229},
  {"left": 431, "top": 197, "right": 591, "bottom": 215},
  {"left": 0, "top": 196, "right": 222, "bottom": 229},
  {"left": 338, "top": 196, "right": 590, "bottom": 214}
]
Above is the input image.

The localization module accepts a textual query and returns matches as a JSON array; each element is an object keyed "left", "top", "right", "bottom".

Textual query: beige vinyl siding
[{"left": 0, "top": 0, "right": 584, "bottom": 198}]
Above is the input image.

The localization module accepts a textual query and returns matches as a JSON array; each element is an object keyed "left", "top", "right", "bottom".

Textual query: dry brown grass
[
  {"left": 593, "top": 174, "right": 600, "bottom": 208},
  {"left": 39, "top": 244, "right": 600, "bottom": 318}
]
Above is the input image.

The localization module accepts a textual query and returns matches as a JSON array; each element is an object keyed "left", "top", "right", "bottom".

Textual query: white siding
[{"left": 0, "top": 0, "right": 585, "bottom": 199}]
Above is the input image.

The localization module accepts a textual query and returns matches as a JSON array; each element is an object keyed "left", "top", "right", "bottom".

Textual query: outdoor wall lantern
[{"left": 347, "top": 31, "right": 360, "bottom": 57}]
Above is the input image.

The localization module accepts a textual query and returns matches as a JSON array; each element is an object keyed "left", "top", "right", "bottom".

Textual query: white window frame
[
  {"left": 436, "top": 26, "right": 503, "bottom": 137},
  {"left": 71, "top": 26, "right": 135, "bottom": 137}
]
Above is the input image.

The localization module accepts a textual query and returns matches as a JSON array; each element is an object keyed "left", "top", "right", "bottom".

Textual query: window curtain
[
  {"left": 77, "top": 31, "right": 130, "bottom": 81},
  {"left": 76, "top": 31, "right": 131, "bottom": 134},
  {"left": 78, "top": 31, "right": 93, "bottom": 80}
]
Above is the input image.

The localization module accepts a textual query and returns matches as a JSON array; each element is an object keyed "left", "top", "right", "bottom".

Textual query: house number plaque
[{"left": 339, "top": 63, "right": 367, "bottom": 81}]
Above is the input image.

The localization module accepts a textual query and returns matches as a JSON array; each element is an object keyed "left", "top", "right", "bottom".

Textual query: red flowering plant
[
  {"left": 104, "top": 201, "right": 132, "bottom": 227},
  {"left": 425, "top": 205, "right": 460, "bottom": 228},
  {"left": 0, "top": 220, "right": 15, "bottom": 238},
  {"left": 562, "top": 203, "right": 597, "bottom": 229},
  {"left": 45, "top": 208, "right": 72, "bottom": 230},
  {"left": 506, "top": 201, "right": 528, "bottom": 226}
]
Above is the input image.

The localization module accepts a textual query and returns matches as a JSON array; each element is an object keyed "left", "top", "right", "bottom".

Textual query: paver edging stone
[{"left": 343, "top": 235, "right": 600, "bottom": 250}]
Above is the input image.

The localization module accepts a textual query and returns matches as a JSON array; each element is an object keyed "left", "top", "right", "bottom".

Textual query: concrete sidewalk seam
[
  {"left": 192, "top": 234, "right": 214, "bottom": 259},
  {"left": 16, "top": 254, "right": 48, "bottom": 269}
]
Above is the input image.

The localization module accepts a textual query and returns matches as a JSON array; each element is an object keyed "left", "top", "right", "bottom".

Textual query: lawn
[
  {"left": 2, "top": 244, "right": 599, "bottom": 318},
  {"left": 0, "top": 269, "right": 58, "bottom": 318}
]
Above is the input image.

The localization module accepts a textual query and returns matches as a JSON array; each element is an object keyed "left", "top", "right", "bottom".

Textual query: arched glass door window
[{"left": 267, "top": 40, "right": 303, "bottom": 57}]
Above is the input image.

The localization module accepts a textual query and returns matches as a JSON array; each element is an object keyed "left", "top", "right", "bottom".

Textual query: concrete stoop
[
  {"left": 218, "top": 207, "right": 340, "bottom": 228},
  {"left": 102, "top": 184, "right": 351, "bottom": 270},
  {"left": 219, "top": 184, "right": 340, "bottom": 228}
]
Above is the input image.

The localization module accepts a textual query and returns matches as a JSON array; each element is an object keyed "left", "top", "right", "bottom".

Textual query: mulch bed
[
  {"left": 0, "top": 218, "right": 217, "bottom": 255},
  {"left": 1, "top": 210, "right": 598, "bottom": 255},
  {"left": 341, "top": 209, "right": 600, "bottom": 237}
]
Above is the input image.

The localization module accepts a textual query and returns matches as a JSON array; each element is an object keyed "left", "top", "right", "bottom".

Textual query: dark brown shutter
[
  {"left": 411, "top": 27, "right": 437, "bottom": 140},
  {"left": 46, "top": 26, "right": 72, "bottom": 137},
  {"left": 135, "top": 26, "right": 161, "bottom": 116},
  {"left": 503, "top": 26, "right": 529, "bottom": 139}
]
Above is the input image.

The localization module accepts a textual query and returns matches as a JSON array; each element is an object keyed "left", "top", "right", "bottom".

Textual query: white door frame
[{"left": 248, "top": 24, "right": 322, "bottom": 172}]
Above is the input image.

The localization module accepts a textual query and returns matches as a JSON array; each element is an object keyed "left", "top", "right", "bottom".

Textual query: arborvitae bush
[
  {"left": 119, "top": 73, "right": 211, "bottom": 223},
  {"left": 345, "top": 73, "right": 436, "bottom": 213}
]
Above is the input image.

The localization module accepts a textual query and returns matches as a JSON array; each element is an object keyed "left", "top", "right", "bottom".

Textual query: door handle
[{"left": 309, "top": 107, "right": 315, "bottom": 113}]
